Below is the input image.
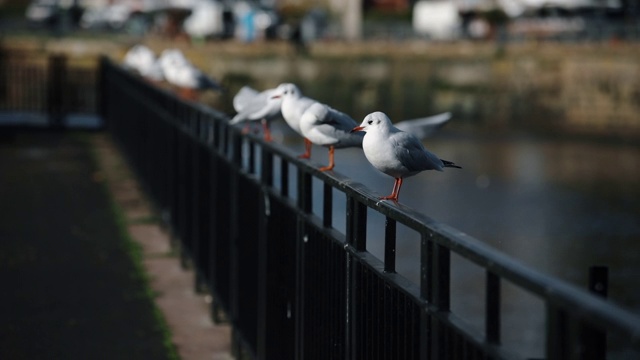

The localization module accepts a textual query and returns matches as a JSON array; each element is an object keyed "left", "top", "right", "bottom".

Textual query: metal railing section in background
[
  {"left": 0, "top": 49, "right": 98, "bottom": 128},
  {"left": 100, "top": 57, "right": 640, "bottom": 360}
]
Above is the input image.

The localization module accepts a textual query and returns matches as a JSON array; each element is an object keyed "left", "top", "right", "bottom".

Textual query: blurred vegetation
[{"left": 0, "top": 0, "right": 30, "bottom": 17}]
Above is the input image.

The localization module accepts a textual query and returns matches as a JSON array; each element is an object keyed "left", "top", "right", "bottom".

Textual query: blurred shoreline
[{"left": 3, "top": 34, "right": 640, "bottom": 140}]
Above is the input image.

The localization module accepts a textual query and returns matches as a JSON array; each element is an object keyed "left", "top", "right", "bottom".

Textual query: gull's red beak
[
  {"left": 271, "top": 95, "right": 281, "bottom": 99},
  {"left": 350, "top": 126, "right": 364, "bottom": 133}
]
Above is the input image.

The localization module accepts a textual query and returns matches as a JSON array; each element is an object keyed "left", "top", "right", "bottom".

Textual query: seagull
[
  {"left": 122, "top": 45, "right": 164, "bottom": 82},
  {"left": 298, "top": 103, "right": 453, "bottom": 172},
  {"left": 229, "top": 86, "right": 282, "bottom": 141},
  {"left": 269, "top": 83, "right": 452, "bottom": 163},
  {"left": 270, "top": 83, "right": 317, "bottom": 158},
  {"left": 351, "top": 111, "right": 461, "bottom": 202},
  {"left": 158, "top": 48, "right": 224, "bottom": 101},
  {"left": 299, "top": 102, "right": 363, "bottom": 171}
]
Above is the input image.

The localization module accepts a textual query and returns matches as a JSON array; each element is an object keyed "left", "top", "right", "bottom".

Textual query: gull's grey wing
[{"left": 391, "top": 132, "right": 444, "bottom": 172}]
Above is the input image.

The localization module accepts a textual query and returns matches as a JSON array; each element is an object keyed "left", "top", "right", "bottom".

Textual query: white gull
[
  {"left": 122, "top": 45, "right": 164, "bottom": 82},
  {"left": 229, "top": 86, "right": 282, "bottom": 141},
  {"left": 270, "top": 83, "right": 317, "bottom": 158},
  {"left": 159, "top": 48, "right": 224, "bottom": 100},
  {"left": 299, "top": 102, "right": 363, "bottom": 171},
  {"left": 351, "top": 111, "right": 461, "bottom": 202}
]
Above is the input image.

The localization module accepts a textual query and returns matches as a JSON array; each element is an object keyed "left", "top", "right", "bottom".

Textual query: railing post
[
  {"left": 229, "top": 129, "right": 242, "bottom": 325},
  {"left": 280, "top": 159, "right": 289, "bottom": 198},
  {"left": 429, "top": 238, "right": 450, "bottom": 360},
  {"left": 384, "top": 217, "right": 396, "bottom": 273},
  {"left": 97, "top": 56, "right": 108, "bottom": 129},
  {"left": 346, "top": 197, "right": 366, "bottom": 250},
  {"left": 420, "top": 233, "right": 431, "bottom": 360},
  {"left": 346, "top": 196, "right": 366, "bottom": 360},
  {"left": 48, "top": 54, "right": 66, "bottom": 127},
  {"left": 486, "top": 270, "right": 501, "bottom": 345},
  {"left": 432, "top": 242, "right": 450, "bottom": 311},
  {"left": 546, "top": 305, "right": 569, "bottom": 360},
  {"left": 261, "top": 147, "right": 273, "bottom": 187},
  {"left": 297, "top": 168, "right": 312, "bottom": 213},
  {"left": 322, "top": 183, "right": 332, "bottom": 228},
  {"left": 579, "top": 266, "right": 608, "bottom": 360}
]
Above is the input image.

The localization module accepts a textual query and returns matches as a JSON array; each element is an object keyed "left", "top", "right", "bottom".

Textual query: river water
[{"left": 259, "top": 119, "right": 640, "bottom": 358}]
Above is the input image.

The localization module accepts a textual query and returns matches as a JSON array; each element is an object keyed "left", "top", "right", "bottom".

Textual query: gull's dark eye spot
[{"left": 367, "top": 120, "right": 373, "bottom": 125}]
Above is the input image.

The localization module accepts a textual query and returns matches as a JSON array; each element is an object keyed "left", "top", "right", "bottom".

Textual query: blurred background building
[{"left": 4, "top": 0, "right": 638, "bottom": 42}]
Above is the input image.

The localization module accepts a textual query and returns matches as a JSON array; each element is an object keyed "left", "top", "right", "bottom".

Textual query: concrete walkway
[{"left": 0, "top": 130, "right": 231, "bottom": 360}]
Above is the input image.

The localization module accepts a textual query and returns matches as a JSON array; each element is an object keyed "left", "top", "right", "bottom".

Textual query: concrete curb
[{"left": 92, "top": 134, "right": 233, "bottom": 360}]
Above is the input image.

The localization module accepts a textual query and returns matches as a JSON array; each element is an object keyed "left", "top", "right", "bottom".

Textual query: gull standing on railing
[
  {"left": 270, "top": 83, "right": 318, "bottom": 158},
  {"left": 299, "top": 102, "right": 453, "bottom": 172},
  {"left": 229, "top": 86, "right": 283, "bottom": 141},
  {"left": 351, "top": 111, "right": 461, "bottom": 202},
  {"left": 298, "top": 102, "right": 364, "bottom": 171},
  {"left": 122, "top": 45, "right": 164, "bottom": 82},
  {"left": 240, "top": 82, "right": 453, "bottom": 171},
  {"left": 159, "top": 48, "right": 224, "bottom": 101}
]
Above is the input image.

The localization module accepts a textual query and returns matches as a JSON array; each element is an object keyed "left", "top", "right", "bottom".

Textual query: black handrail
[{"left": 100, "top": 56, "right": 640, "bottom": 360}]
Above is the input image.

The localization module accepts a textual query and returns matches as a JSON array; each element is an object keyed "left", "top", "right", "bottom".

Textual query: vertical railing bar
[
  {"left": 295, "top": 218, "right": 306, "bottom": 360},
  {"left": 256, "top": 180, "right": 269, "bottom": 358},
  {"left": 47, "top": 54, "right": 65, "bottom": 128},
  {"left": 421, "top": 233, "right": 433, "bottom": 302},
  {"left": 485, "top": 270, "right": 501, "bottom": 345},
  {"left": 229, "top": 130, "right": 241, "bottom": 334},
  {"left": 384, "top": 217, "right": 396, "bottom": 273},
  {"left": 323, "top": 182, "right": 332, "bottom": 228},
  {"left": 297, "top": 168, "right": 312, "bottom": 213},
  {"left": 248, "top": 140, "right": 255, "bottom": 174},
  {"left": 346, "top": 196, "right": 367, "bottom": 251},
  {"left": 280, "top": 158, "right": 289, "bottom": 197},
  {"left": 547, "top": 305, "right": 569, "bottom": 360},
  {"left": 261, "top": 146, "right": 274, "bottom": 187},
  {"left": 223, "top": 121, "right": 231, "bottom": 158},
  {"left": 579, "top": 266, "right": 608, "bottom": 360},
  {"left": 345, "top": 195, "right": 367, "bottom": 360},
  {"left": 433, "top": 243, "right": 450, "bottom": 311},
  {"left": 231, "top": 129, "right": 242, "bottom": 166},
  {"left": 422, "top": 233, "right": 436, "bottom": 359}
]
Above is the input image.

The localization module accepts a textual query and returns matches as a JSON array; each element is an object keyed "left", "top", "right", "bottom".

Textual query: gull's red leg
[
  {"left": 261, "top": 119, "right": 272, "bottom": 142},
  {"left": 299, "top": 138, "right": 312, "bottom": 159},
  {"left": 182, "top": 88, "right": 197, "bottom": 101},
  {"left": 380, "top": 178, "right": 403, "bottom": 202},
  {"left": 318, "top": 146, "right": 335, "bottom": 171}
]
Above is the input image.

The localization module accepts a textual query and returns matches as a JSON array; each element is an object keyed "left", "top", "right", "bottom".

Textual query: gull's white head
[
  {"left": 271, "top": 83, "right": 302, "bottom": 100},
  {"left": 351, "top": 111, "right": 392, "bottom": 133}
]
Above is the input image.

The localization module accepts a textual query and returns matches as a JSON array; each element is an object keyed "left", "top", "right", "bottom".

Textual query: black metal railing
[
  {"left": 101, "top": 56, "right": 640, "bottom": 360},
  {"left": 0, "top": 49, "right": 99, "bottom": 128}
]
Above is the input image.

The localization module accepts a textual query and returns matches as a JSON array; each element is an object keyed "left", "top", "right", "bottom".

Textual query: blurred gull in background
[
  {"left": 122, "top": 45, "right": 164, "bottom": 82},
  {"left": 230, "top": 86, "right": 283, "bottom": 141},
  {"left": 159, "top": 48, "right": 224, "bottom": 101}
]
